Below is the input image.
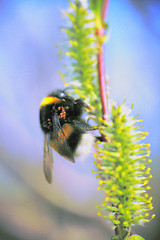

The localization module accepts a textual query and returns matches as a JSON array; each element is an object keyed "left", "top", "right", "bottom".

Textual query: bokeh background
[{"left": 0, "top": 0, "right": 160, "bottom": 239}]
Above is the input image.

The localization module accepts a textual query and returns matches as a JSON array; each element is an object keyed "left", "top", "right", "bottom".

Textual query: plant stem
[
  {"left": 96, "top": 0, "right": 110, "bottom": 121},
  {"left": 102, "top": 0, "right": 110, "bottom": 20},
  {"left": 97, "top": 30, "right": 108, "bottom": 120}
]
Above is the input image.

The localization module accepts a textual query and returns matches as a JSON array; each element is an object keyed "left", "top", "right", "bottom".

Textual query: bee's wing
[
  {"left": 52, "top": 111, "right": 75, "bottom": 163},
  {"left": 43, "top": 134, "right": 53, "bottom": 184}
]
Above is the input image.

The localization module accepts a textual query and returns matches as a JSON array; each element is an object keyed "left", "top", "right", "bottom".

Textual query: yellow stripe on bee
[{"left": 40, "top": 96, "right": 60, "bottom": 108}]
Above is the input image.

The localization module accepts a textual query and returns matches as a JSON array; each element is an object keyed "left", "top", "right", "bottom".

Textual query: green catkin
[
  {"left": 59, "top": 0, "right": 102, "bottom": 121},
  {"left": 94, "top": 102, "right": 155, "bottom": 238}
]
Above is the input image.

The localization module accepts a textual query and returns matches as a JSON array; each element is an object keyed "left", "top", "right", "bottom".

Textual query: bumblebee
[{"left": 39, "top": 89, "right": 93, "bottom": 183}]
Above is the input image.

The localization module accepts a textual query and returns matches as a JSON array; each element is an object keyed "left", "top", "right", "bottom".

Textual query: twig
[{"left": 96, "top": 0, "right": 110, "bottom": 121}]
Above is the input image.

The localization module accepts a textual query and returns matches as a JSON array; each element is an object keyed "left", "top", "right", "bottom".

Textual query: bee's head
[{"left": 49, "top": 90, "right": 66, "bottom": 99}]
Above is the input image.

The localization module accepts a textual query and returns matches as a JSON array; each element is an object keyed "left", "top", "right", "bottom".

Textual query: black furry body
[
  {"left": 39, "top": 90, "right": 94, "bottom": 183},
  {"left": 39, "top": 90, "right": 89, "bottom": 155}
]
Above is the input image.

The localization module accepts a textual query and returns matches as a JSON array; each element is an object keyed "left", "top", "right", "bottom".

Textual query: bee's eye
[{"left": 57, "top": 91, "right": 65, "bottom": 98}]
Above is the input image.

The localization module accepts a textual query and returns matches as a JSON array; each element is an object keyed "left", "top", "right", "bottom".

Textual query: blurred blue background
[{"left": 0, "top": 0, "right": 159, "bottom": 239}]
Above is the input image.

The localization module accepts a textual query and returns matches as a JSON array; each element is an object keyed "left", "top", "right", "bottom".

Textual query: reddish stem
[
  {"left": 97, "top": 28, "right": 108, "bottom": 121},
  {"left": 95, "top": 0, "right": 110, "bottom": 145},
  {"left": 96, "top": 0, "right": 110, "bottom": 121},
  {"left": 102, "top": 0, "right": 109, "bottom": 21}
]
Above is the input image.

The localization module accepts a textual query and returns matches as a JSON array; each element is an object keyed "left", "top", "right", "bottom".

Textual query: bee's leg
[{"left": 96, "top": 136, "right": 105, "bottom": 142}]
